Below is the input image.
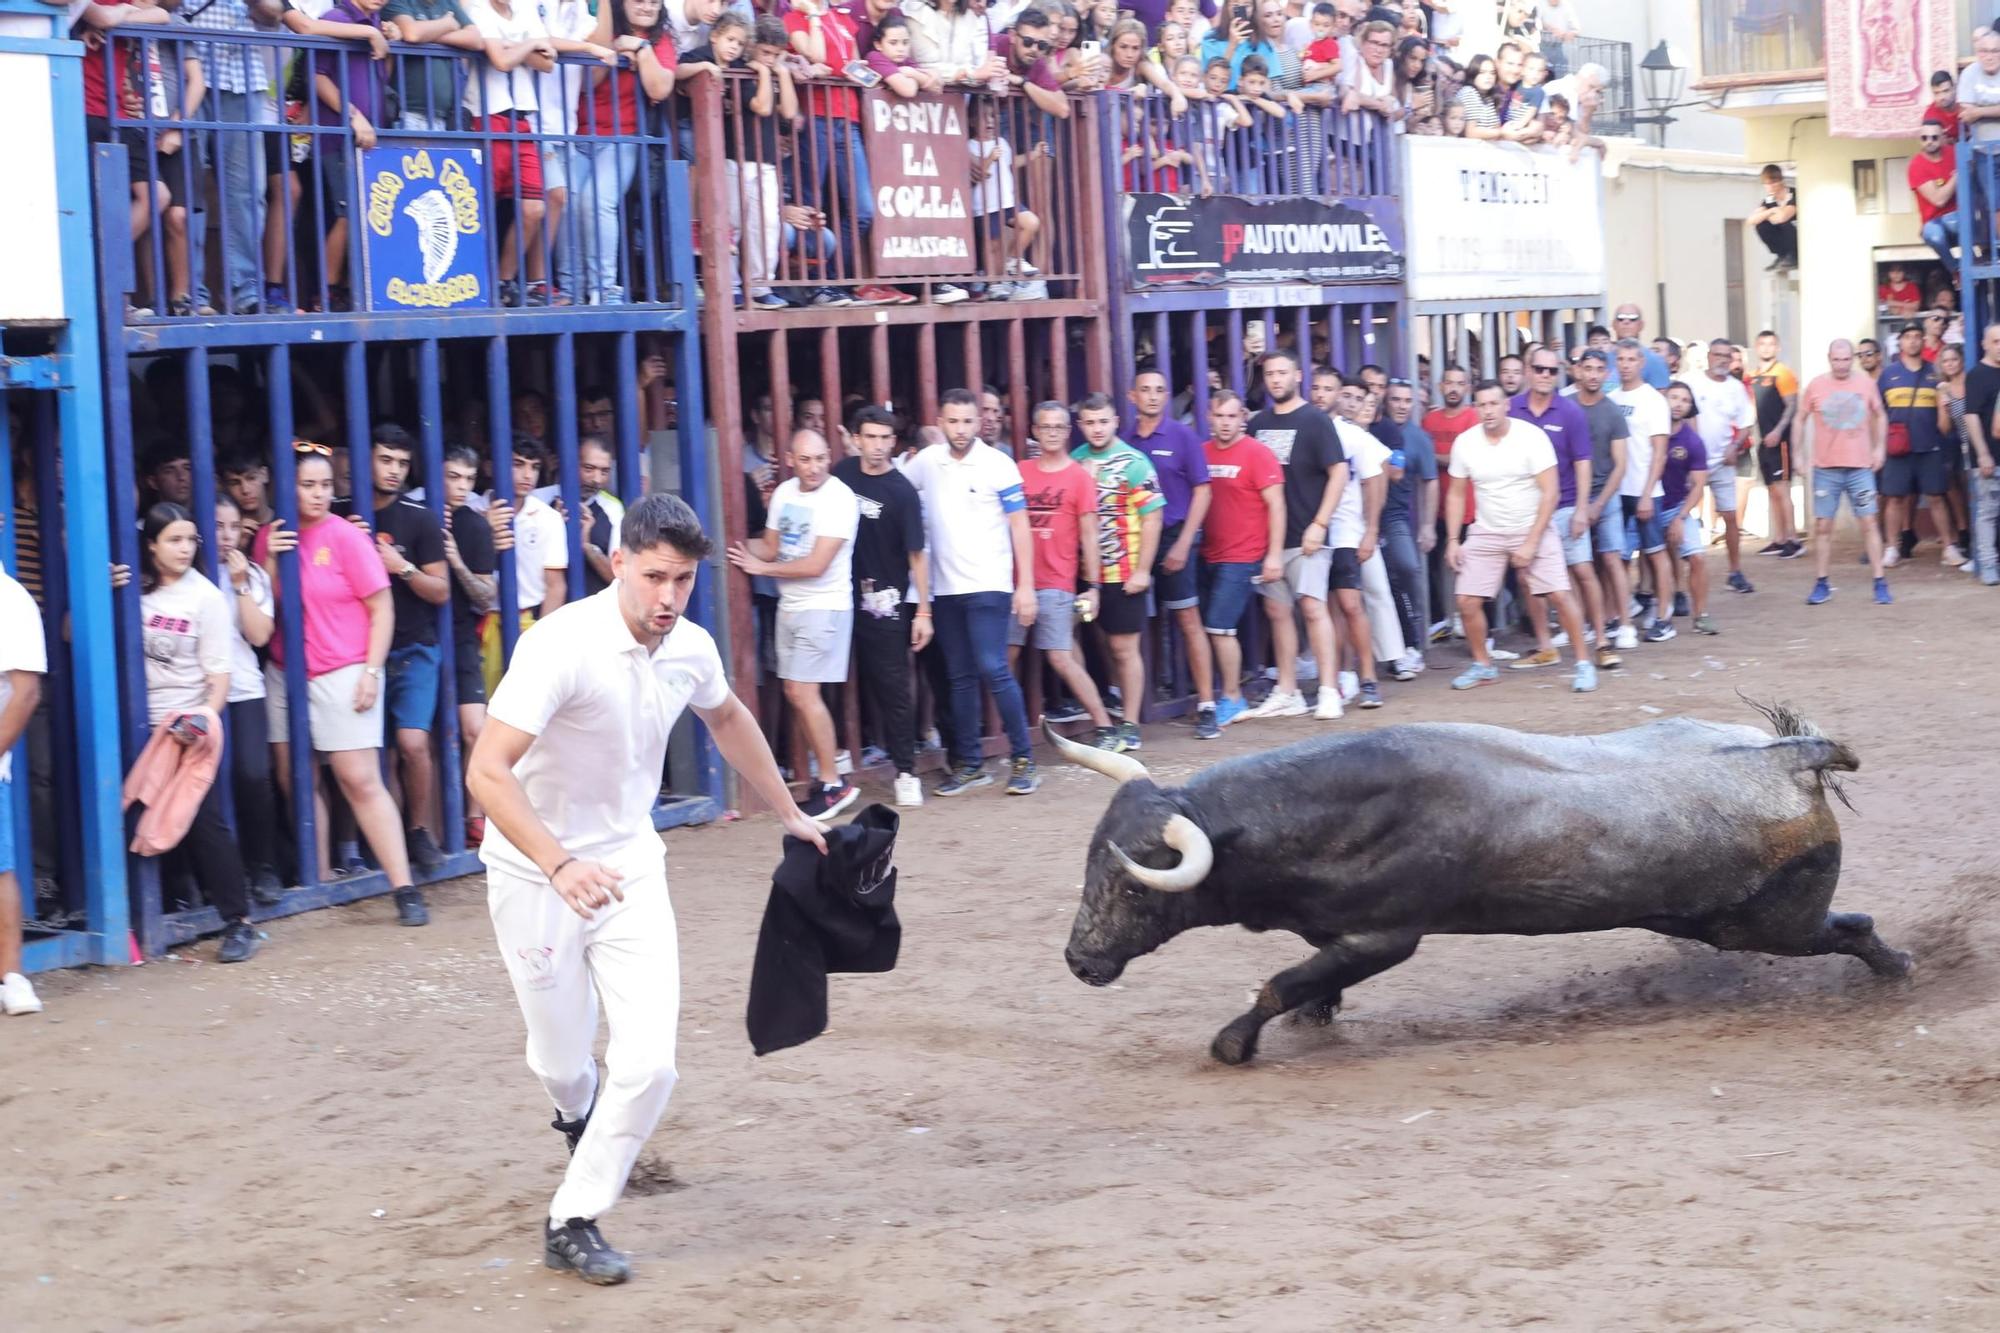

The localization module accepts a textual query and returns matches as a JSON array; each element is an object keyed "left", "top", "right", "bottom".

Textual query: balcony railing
[
  {"left": 1571, "top": 36, "right": 1636, "bottom": 139},
  {"left": 1698, "top": 0, "right": 1827, "bottom": 83},
  {"left": 1113, "top": 93, "right": 1398, "bottom": 199}
]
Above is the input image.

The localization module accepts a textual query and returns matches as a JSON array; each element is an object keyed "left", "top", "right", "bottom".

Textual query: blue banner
[{"left": 360, "top": 147, "right": 492, "bottom": 312}]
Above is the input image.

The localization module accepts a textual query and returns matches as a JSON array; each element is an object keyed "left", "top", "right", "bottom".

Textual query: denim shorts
[
  {"left": 1200, "top": 560, "right": 1261, "bottom": 635},
  {"left": 1588, "top": 493, "right": 1626, "bottom": 559},
  {"left": 1552, "top": 505, "right": 1592, "bottom": 566},
  {"left": 1657, "top": 503, "right": 1705, "bottom": 560},
  {"left": 387, "top": 641, "right": 441, "bottom": 733},
  {"left": 1152, "top": 522, "right": 1201, "bottom": 610},
  {"left": 1621, "top": 494, "right": 1667, "bottom": 555},
  {"left": 1812, "top": 466, "right": 1879, "bottom": 520}
]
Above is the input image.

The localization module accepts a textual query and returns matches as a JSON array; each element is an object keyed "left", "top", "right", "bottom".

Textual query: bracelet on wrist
[{"left": 549, "top": 856, "right": 576, "bottom": 881}]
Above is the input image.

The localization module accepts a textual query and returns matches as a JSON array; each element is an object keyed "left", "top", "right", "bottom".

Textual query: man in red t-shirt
[
  {"left": 1422, "top": 365, "right": 1480, "bottom": 530},
  {"left": 1011, "top": 401, "right": 1122, "bottom": 752},
  {"left": 786, "top": 0, "right": 906, "bottom": 303},
  {"left": 1910, "top": 126, "right": 1958, "bottom": 269},
  {"left": 1197, "top": 390, "right": 1284, "bottom": 726}
]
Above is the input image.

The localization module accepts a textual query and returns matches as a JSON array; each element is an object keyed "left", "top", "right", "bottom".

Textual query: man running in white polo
[{"left": 468, "top": 494, "right": 825, "bottom": 1287}]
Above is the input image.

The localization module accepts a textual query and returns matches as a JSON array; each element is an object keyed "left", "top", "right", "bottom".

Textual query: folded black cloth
[{"left": 747, "top": 803, "right": 901, "bottom": 1056}]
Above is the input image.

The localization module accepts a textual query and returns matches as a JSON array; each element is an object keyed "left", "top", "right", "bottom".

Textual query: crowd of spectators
[{"left": 60, "top": 0, "right": 1618, "bottom": 316}]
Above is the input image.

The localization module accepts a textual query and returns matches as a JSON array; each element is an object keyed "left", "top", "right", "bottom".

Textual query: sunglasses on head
[{"left": 291, "top": 439, "right": 332, "bottom": 456}]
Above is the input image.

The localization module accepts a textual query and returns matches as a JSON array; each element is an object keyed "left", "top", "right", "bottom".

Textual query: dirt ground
[{"left": 7, "top": 534, "right": 2000, "bottom": 1332}]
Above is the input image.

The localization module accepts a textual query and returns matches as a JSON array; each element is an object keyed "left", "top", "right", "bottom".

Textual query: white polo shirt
[
  {"left": 900, "top": 440, "right": 1026, "bottom": 596},
  {"left": 1690, "top": 371, "right": 1755, "bottom": 465},
  {"left": 482, "top": 586, "right": 729, "bottom": 882},
  {"left": 461, "top": 0, "right": 548, "bottom": 117}
]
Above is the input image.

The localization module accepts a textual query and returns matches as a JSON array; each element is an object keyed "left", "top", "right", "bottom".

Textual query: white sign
[
  {"left": 1401, "top": 136, "right": 1606, "bottom": 305},
  {"left": 1225, "top": 285, "right": 1327, "bottom": 309},
  {"left": 0, "top": 31, "right": 65, "bottom": 321}
]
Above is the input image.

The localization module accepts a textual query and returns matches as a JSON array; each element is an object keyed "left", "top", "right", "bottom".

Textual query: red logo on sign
[{"left": 1221, "top": 224, "right": 1244, "bottom": 263}]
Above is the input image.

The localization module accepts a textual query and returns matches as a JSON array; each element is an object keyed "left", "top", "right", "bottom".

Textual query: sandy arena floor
[{"left": 6, "top": 536, "right": 1999, "bottom": 1332}]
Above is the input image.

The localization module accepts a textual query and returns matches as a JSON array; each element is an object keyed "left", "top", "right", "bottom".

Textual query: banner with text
[
  {"left": 360, "top": 147, "right": 491, "bottom": 311},
  {"left": 1401, "top": 136, "right": 1604, "bottom": 305},
  {"left": 1123, "top": 193, "right": 1404, "bottom": 289},
  {"left": 863, "top": 89, "right": 976, "bottom": 278}
]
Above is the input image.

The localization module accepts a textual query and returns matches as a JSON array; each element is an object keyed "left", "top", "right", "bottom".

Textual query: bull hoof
[
  {"left": 1210, "top": 1026, "right": 1259, "bottom": 1066},
  {"left": 1871, "top": 949, "right": 1915, "bottom": 980},
  {"left": 1286, "top": 998, "right": 1341, "bottom": 1028}
]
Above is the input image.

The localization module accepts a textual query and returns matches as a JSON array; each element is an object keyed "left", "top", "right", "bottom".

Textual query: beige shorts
[
  {"left": 1456, "top": 525, "right": 1572, "bottom": 600},
  {"left": 265, "top": 660, "right": 386, "bottom": 753}
]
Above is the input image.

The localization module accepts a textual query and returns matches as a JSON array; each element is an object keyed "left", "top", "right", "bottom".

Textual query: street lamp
[{"left": 1635, "top": 40, "right": 1688, "bottom": 146}]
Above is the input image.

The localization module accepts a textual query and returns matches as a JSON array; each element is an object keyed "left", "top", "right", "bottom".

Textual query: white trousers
[
  {"left": 488, "top": 866, "right": 681, "bottom": 1225},
  {"left": 1360, "top": 549, "right": 1407, "bottom": 662}
]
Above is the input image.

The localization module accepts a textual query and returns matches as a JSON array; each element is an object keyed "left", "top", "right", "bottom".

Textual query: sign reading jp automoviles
[
  {"left": 1124, "top": 193, "right": 1404, "bottom": 288},
  {"left": 360, "top": 147, "right": 491, "bottom": 311},
  {"left": 863, "top": 89, "right": 976, "bottom": 278},
  {"left": 1401, "top": 136, "right": 1606, "bottom": 303}
]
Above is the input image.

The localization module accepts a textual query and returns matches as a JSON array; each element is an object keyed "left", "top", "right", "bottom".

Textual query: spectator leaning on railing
[
  {"left": 183, "top": 0, "right": 283, "bottom": 316},
  {"left": 992, "top": 7, "right": 1070, "bottom": 117},
  {"left": 576, "top": 0, "right": 677, "bottom": 307},
  {"left": 1960, "top": 30, "right": 2000, "bottom": 141},
  {"left": 459, "top": 0, "right": 556, "bottom": 307},
  {"left": 903, "top": 0, "right": 999, "bottom": 85}
]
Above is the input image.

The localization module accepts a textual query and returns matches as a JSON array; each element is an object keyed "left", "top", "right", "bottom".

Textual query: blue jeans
[
  {"left": 193, "top": 89, "right": 275, "bottom": 312},
  {"left": 575, "top": 140, "right": 640, "bottom": 303},
  {"left": 1922, "top": 212, "right": 1960, "bottom": 268},
  {"left": 1378, "top": 520, "right": 1429, "bottom": 653},
  {"left": 933, "top": 591, "right": 1030, "bottom": 765},
  {"left": 812, "top": 117, "right": 874, "bottom": 236}
]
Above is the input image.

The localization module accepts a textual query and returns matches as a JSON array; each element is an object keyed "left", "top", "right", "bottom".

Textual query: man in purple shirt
[
  {"left": 1510, "top": 349, "right": 1601, "bottom": 668},
  {"left": 311, "top": 0, "right": 389, "bottom": 302},
  {"left": 1129, "top": 366, "right": 1216, "bottom": 736},
  {"left": 993, "top": 8, "right": 1070, "bottom": 117}
]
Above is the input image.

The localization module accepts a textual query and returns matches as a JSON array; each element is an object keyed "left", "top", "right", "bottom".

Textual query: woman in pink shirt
[{"left": 256, "top": 442, "right": 426, "bottom": 926}]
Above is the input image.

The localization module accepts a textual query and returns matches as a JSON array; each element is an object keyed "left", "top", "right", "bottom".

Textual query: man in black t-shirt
[
  {"left": 832, "top": 406, "right": 932, "bottom": 808},
  {"left": 1242, "top": 350, "right": 1348, "bottom": 723},
  {"left": 441, "top": 444, "right": 501, "bottom": 844},
  {"left": 1962, "top": 321, "right": 2000, "bottom": 584},
  {"left": 370, "top": 425, "right": 452, "bottom": 871}
]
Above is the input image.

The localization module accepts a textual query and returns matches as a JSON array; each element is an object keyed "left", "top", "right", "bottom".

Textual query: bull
[{"left": 1049, "top": 705, "right": 1912, "bottom": 1065}]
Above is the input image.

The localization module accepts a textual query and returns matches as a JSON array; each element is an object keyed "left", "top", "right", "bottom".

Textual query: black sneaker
[
  {"left": 1672, "top": 592, "right": 1691, "bottom": 618},
  {"left": 408, "top": 827, "right": 445, "bottom": 873},
  {"left": 1643, "top": 620, "right": 1677, "bottom": 643},
  {"left": 1727, "top": 570, "right": 1755, "bottom": 594},
  {"left": 1006, "top": 757, "right": 1040, "bottom": 795},
  {"left": 545, "top": 1217, "right": 630, "bottom": 1285},
  {"left": 1358, "top": 680, "right": 1384, "bottom": 709},
  {"left": 551, "top": 1104, "right": 593, "bottom": 1157},
  {"left": 394, "top": 886, "right": 430, "bottom": 927},
  {"left": 1779, "top": 541, "right": 1806, "bottom": 559},
  {"left": 934, "top": 764, "right": 992, "bottom": 797},
  {"left": 216, "top": 921, "right": 260, "bottom": 964},
  {"left": 799, "top": 781, "right": 858, "bottom": 822},
  {"left": 1757, "top": 540, "right": 1786, "bottom": 556},
  {"left": 249, "top": 868, "right": 285, "bottom": 907},
  {"left": 1117, "top": 722, "right": 1142, "bottom": 752},
  {"left": 1043, "top": 699, "right": 1088, "bottom": 724},
  {"left": 1193, "top": 705, "right": 1220, "bottom": 741}
]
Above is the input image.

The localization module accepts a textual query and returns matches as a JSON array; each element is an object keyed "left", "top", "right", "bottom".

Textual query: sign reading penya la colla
[{"left": 862, "top": 89, "right": 977, "bottom": 277}]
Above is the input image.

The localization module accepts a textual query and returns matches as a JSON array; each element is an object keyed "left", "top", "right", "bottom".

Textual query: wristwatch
[
  {"left": 363, "top": 665, "right": 383, "bottom": 679},
  {"left": 397, "top": 563, "right": 415, "bottom": 580}
]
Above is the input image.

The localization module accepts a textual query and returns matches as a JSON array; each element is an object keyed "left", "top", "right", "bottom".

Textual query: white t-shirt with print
[
  {"left": 532, "top": 0, "right": 598, "bottom": 135},
  {"left": 901, "top": 440, "right": 1028, "bottom": 596},
  {"left": 1329, "top": 419, "right": 1388, "bottom": 550},
  {"left": 0, "top": 571, "right": 46, "bottom": 784},
  {"left": 483, "top": 586, "right": 730, "bottom": 882},
  {"left": 766, "top": 474, "right": 859, "bottom": 612},
  {"left": 1690, "top": 372, "right": 1755, "bottom": 467},
  {"left": 1609, "top": 382, "right": 1670, "bottom": 498},
  {"left": 461, "top": 0, "right": 549, "bottom": 116},
  {"left": 140, "top": 571, "right": 235, "bottom": 726},
  {"left": 1449, "top": 420, "right": 1557, "bottom": 534}
]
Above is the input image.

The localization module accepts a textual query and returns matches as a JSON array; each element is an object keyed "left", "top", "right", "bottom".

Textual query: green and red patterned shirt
[{"left": 1070, "top": 439, "right": 1165, "bottom": 585}]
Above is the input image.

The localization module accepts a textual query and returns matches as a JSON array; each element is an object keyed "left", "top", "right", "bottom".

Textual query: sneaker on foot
[
  {"left": 546, "top": 1218, "right": 631, "bottom": 1285},
  {"left": 1335, "top": 670, "right": 1360, "bottom": 702},
  {"left": 1194, "top": 704, "right": 1220, "bottom": 740},
  {"left": 1091, "top": 725, "right": 1127, "bottom": 753},
  {"left": 1882, "top": 548, "right": 1902, "bottom": 569},
  {"left": 408, "top": 827, "right": 446, "bottom": 872},
  {"left": 1806, "top": 577, "right": 1832, "bottom": 606},
  {"left": 1672, "top": 592, "right": 1691, "bottom": 618},
  {"left": 1757, "top": 540, "right": 1787, "bottom": 556},
  {"left": 216, "top": 921, "right": 261, "bottom": 964},
  {"left": 1642, "top": 620, "right": 1677, "bottom": 643},
  {"left": 800, "top": 781, "right": 859, "bottom": 822},
  {"left": 1693, "top": 613, "right": 1719, "bottom": 635},
  {"left": 249, "top": 868, "right": 285, "bottom": 907},
  {"left": 1873, "top": 577, "right": 1893, "bottom": 605},
  {"left": 933, "top": 283, "right": 970, "bottom": 304},
  {"left": 1612, "top": 625, "right": 1639, "bottom": 650},
  {"left": 1508, "top": 647, "right": 1561, "bottom": 670},
  {"left": 1358, "top": 680, "right": 1384, "bottom": 709},
  {"left": 1006, "top": 757, "right": 1040, "bottom": 795},
  {"left": 551, "top": 1105, "right": 593, "bottom": 1157},
  {"left": 1241, "top": 689, "right": 1308, "bottom": 720},
  {"left": 1214, "top": 696, "right": 1248, "bottom": 727},
  {"left": 1117, "top": 721, "right": 1142, "bottom": 751},
  {"left": 1595, "top": 646, "right": 1623, "bottom": 670},
  {"left": 1779, "top": 541, "right": 1805, "bottom": 559},
  {"left": 934, "top": 764, "right": 992, "bottom": 797},
  {"left": 394, "top": 886, "right": 430, "bottom": 927},
  {"left": 1487, "top": 645, "right": 1521, "bottom": 662},
  {"left": 1728, "top": 569, "right": 1755, "bottom": 594},
  {"left": 1943, "top": 544, "right": 1967, "bottom": 566},
  {"left": 1571, "top": 661, "right": 1599, "bottom": 693},
  {"left": 1044, "top": 699, "right": 1089, "bottom": 724},
  {"left": 2, "top": 971, "right": 44, "bottom": 1015},
  {"left": 1313, "top": 687, "right": 1345, "bottom": 720},
  {"left": 894, "top": 772, "right": 924, "bottom": 808},
  {"left": 1451, "top": 663, "right": 1501, "bottom": 690}
]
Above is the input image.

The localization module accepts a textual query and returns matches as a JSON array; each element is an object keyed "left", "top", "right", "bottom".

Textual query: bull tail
[{"left": 1738, "top": 694, "right": 1858, "bottom": 810}]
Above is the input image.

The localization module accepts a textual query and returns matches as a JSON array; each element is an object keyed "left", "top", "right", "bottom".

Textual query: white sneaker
[
  {"left": 1, "top": 972, "right": 43, "bottom": 1016},
  {"left": 1241, "top": 688, "right": 1308, "bottom": 720},
  {"left": 1883, "top": 548, "right": 1901, "bottom": 569},
  {"left": 1487, "top": 642, "right": 1521, "bottom": 662},
  {"left": 1943, "top": 544, "right": 1967, "bottom": 566},
  {"left": 1450, "top": 613, "right": 1465, "bottom": 639},
  {"left": 1313, "top": 687, "right": 1345, "bottom": 720},
  {"left": 1336, "top": 670, "right": 1360, "bottom": 702},
  {"left": 1613, "top": 625, "right": 1639, "bottom": 650},
  {"left": 894, "top": 772, "right": 924, "bottom": 808},
  {"left": 1549, "top": 629, "right": 1595, "bottom": 649},
  {"left": 1395, "top": 648, "right": 1426, "bottom": 675}
]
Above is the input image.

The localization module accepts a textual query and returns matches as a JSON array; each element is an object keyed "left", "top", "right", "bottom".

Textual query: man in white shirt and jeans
[
  {"left": 469, "top": 493, "right": 824, "bottom": 1288},
  {"left": 1445, "top": 380, "right": 1597, "bottom": 694},
  {"left": 726, "top": 429, "right": 861, "bottom": 822}
]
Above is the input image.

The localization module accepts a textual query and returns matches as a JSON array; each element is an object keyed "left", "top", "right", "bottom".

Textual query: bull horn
[
  {"left": 1110, "top": 814, "right": 1214, "bottom": 893},
  {"left": 1043, "top": 719, "right": 1150, "bottom": 785}
]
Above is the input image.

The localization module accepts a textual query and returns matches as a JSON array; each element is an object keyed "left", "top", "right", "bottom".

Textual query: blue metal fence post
[
  {"left": 0, "top": 403, "right": 25, "bottom": 932},
  {"left": 553, "top": 332, "right": 585, "bottom": 600},
  {"left": 266, "top": 346, "right": 321, "bottom": 892},
  {"left": 485, "top": 337, "right": 520, "bottom": 662},
  {"left": 414, "top": 338, "right": 466, "bottom": 857}
]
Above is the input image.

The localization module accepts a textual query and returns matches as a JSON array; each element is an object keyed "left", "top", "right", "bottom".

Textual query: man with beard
[
  {"left": 1422, "top": 365, "right": 1478, "bottom": 634},
  {"left": 1688, "top": 337, "right": 1757, "bottom": 593},
  {"left": 1569, "top": 349, "right": 1634, "bottom": 657}
]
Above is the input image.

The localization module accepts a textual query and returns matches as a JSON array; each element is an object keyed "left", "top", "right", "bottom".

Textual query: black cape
[{"left": 746, "top": 804, "right": 902, "bottom": 1056}]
